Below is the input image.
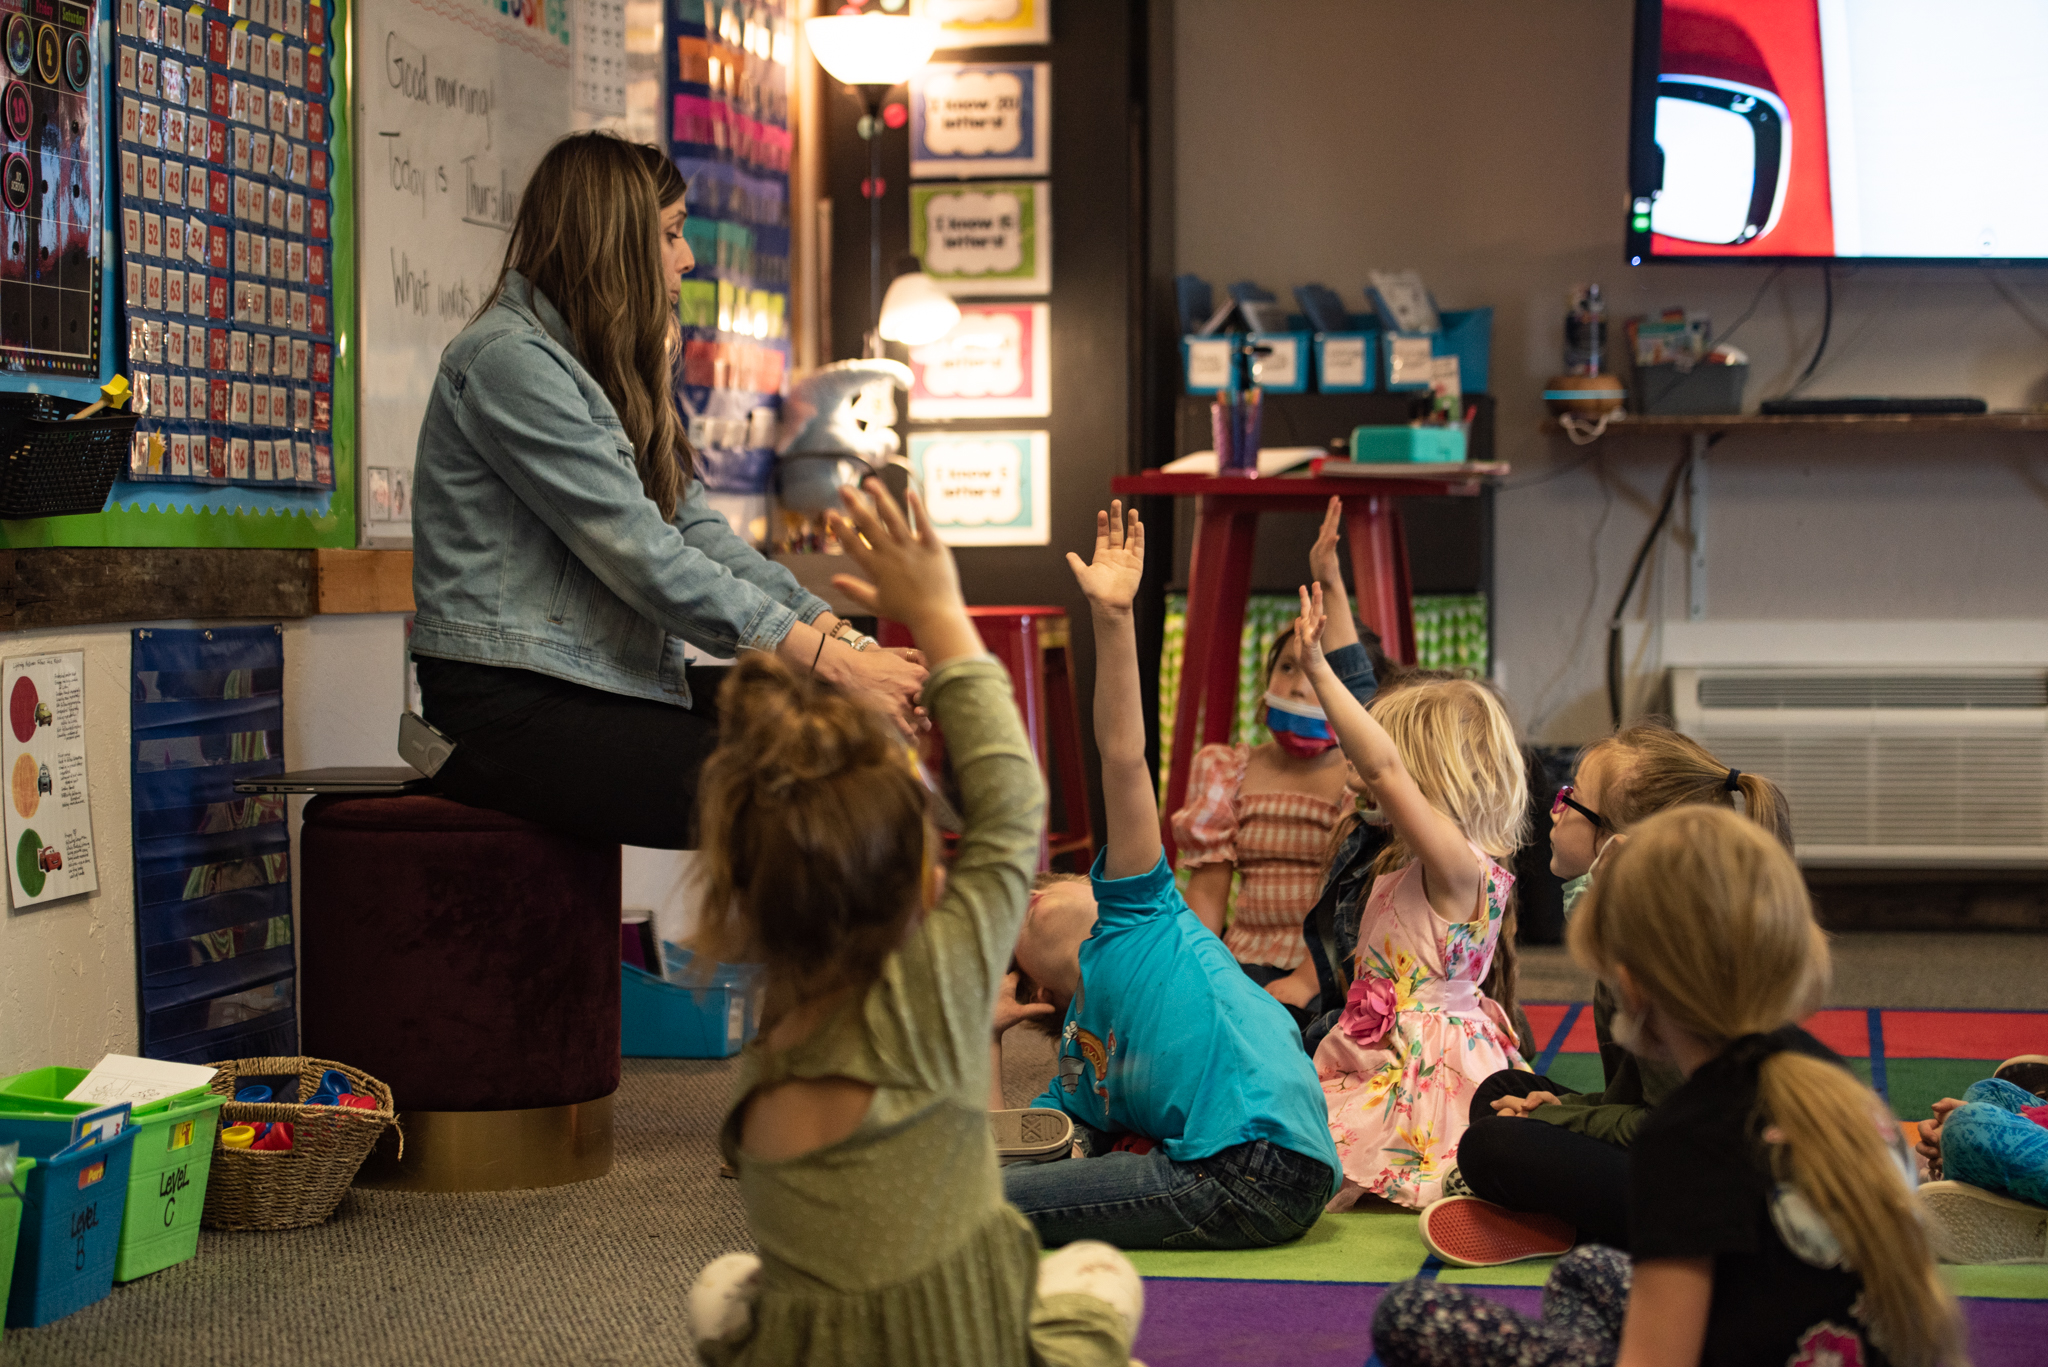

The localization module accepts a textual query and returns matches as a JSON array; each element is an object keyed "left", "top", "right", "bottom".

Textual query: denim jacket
[{"left": 410, "top": 272, "right": 829, "bottom": 707}]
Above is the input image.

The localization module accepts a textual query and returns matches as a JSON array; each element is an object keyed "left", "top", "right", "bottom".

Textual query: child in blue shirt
[{"left": 997, "top": 502, "right": 1341, "bottom": 1249}]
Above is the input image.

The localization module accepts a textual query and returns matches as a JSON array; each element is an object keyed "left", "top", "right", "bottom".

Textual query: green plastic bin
[
  {"left": 0, "top": 1070, "right": 224, "bottom": 1282},
  {"left": 0, "top": 1155, "right": 30, "bottom": 1349}
]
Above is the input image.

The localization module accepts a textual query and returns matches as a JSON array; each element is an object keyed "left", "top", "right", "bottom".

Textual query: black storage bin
[
  {"left": 1633, "top": 362, "right": 1748, "bottom": 416},
  {"left": 0, "top": 392, "right": 139, "bottom": 518}
]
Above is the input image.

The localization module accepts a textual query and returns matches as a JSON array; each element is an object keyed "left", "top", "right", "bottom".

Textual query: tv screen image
[{"left": 1628, "top": 0, "right": 2048, "bottom": 263}]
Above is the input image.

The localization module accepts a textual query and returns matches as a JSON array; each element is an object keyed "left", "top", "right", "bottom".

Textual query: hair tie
[
  {"left": 1724, "top": 767, "right": 1742, "bottom": 793},
  {"left": 1725, "top": 1029, "right": 1787, "bottom": 1073}
]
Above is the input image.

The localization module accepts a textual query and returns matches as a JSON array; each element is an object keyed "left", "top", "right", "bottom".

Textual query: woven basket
[{"left": 201, "top": 1056, "right": 401, "bottom": 1231}]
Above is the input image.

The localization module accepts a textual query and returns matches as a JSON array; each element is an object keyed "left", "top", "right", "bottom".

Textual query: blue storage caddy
[
  {"left": 1180, "top": 335, "right": 1241, "bottom": 394},
  {"left": 1314, "top": 332, "right": 1378, "bottom": 392},
  {"left": 1246, "top": 331, "right": 1310, "bottom": 393},
  {"left": 6, "top": 1128, "right": 135, "bottom": 1328},
  {"left": 1437, "top": 307, "right": 1492, "bottom": 394},
  {"left": 622, "top": 946, "right": 765, "bottom": 1058},
  {"left": 1349, "top": 425, "right": 1468, "bottom": 464}
]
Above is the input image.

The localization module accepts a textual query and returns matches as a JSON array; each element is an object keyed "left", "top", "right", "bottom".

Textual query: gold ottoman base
[{"left": 354, "top": 1092, "right": 616, "bottom": 1193}]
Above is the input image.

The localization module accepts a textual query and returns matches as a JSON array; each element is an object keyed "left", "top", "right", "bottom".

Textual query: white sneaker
[
  {"left": 1918, "top": 1181, "right": 2048, "bottom": 1264},
  {"left": 1038, "top": 1240, "right": 1145, "bottom": 1340},
  {"left": 991, "top": 1108, "right": 1075, "bottom": 1166},
  {"left": 688, "top": 1251, "right": 763, "bottom": 1344}
]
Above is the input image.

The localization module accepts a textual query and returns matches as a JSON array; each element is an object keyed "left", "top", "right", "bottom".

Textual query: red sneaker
[{"left": 1420, "top": 1196, "right": 1575, "bottom": 1268}]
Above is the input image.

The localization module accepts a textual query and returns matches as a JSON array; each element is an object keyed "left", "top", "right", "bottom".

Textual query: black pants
[
  {"left": 1457, "top": 1069, "right": 1633, "bottom": 1251},
  {"left": 417, "top": 657, "right": 728, "bottom": 850}
]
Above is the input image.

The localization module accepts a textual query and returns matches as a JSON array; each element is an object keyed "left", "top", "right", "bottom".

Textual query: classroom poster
[
  {"left": 909, "top": 181, "right": 1050, "bottom": 297},
  {"left": 925, "top": 0, "right": 1048, "bottom": 48},
  {"left": 3, "top": 651, "right": 97, "bottom": 907},
  {"left": 907, "top": 303, "right": 1048, "bottom": 418},
  {"left": 909, "top": 63, "right": 1049, "bottom": 180},
  {"left": 909, "top": 430, "right": 1048, "bottom": 546}
]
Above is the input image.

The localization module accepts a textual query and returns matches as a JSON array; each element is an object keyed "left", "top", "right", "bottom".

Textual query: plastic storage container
[
  {"left": 1348, "top": 425, "right": 1469, "bottom": 464},
  {"left": 0, "top": 392, "right": 140, "bottom": 519},
  {"left": 1313, "top": 332, "right": 1378, "bottom": 392},
  {"left": 622, "top": 946, "right": 765, "bottom": 1058},
  {"left": 0, "top": 1156, "right": 30, "bottom": 1349},
  {"left": 0, "top": 1069, "right": 224, "bottom": 1281},
  {"left": 6, "top": 1129, "right": 135, "bottom": 1327}
]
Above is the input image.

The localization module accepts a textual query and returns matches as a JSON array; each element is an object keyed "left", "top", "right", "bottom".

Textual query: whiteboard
[{"left": 353, "top": 0, "right": 575, "bottom": 546}]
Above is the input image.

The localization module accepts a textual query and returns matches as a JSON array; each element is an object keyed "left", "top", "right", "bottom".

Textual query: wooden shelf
[{"left": 1543, "top": 411, "right": 2048, "bottom": 437}]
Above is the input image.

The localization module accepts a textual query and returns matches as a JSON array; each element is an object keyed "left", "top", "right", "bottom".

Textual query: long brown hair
[
  {"left": 692, "top": 655, "right": 929, "bottom": 1025},
  {"left": 1571, "top": 809, "right": 1964, "bottom": 1367},
  {"left": 1584, "top": 722, "right": 1793, "bottom": 851},
  {"left": 486, "top": 132, "right": 691, "bottom": 517}
]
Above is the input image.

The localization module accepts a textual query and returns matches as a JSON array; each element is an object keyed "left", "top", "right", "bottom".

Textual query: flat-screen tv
[{"left": 1627, "top": 0, "right": 2048, "bottom": 264}]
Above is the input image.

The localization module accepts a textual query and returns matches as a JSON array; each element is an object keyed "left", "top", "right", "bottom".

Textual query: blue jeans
[
  {"left": 1002, "top": 1132, "right": 1331, "bottom": 1250},
  {"left": 1943, "top": 1077, "right": 2048, "bottom": 1206}
]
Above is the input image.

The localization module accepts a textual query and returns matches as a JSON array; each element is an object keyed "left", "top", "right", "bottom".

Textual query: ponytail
[
  {"left": 1587, "top": 722, "right": 1794, "bottom": 851},
  {"left": 1757, "top": 1053, "right": 1967, "bottom": 1367}
]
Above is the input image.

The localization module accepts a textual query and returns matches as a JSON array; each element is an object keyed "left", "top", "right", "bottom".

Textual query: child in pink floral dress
[{"left": 1291, "top": 583, "right": 1529, "bottom": 1211}]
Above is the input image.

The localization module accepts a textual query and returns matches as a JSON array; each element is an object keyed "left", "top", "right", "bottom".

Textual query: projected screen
[{"left": 1627, "top": 0, "right": 2048, "bottom": 262}]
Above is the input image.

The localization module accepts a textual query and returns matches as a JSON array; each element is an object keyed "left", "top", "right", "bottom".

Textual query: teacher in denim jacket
[{"left": 410, "top": 133, "right": 924, "bottom": 847}]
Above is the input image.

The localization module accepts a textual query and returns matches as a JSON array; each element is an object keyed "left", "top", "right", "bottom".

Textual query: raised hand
[
  {"left": 829, "top": 479, "right": 963, "bottom": 629},
  {"left": 1310, "top": 495, "right": 1344, "bottom": 587},
  {"left": 1295, "top": 581, "right": 1329, "bottom": 668},
  {"left": 1065, "top": 501, "right": 1146, "bottom": 612}
]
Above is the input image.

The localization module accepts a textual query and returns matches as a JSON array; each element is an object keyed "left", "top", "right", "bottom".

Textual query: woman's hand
[
  {"left": 1066, "top": 502, "right": 1145, "bottom": 613},
  {"left": 824, "top": 646, "right": 927, "bottom": 732},
  {"left": 827, "top": 479, "right": 981, "bottom": 669},
  {"left": 1492, "top": 1091, "right": 1562, "bottom": 1118}
]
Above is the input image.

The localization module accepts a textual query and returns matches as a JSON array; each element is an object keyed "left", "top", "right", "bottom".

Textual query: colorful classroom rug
[{"left": 1124, "top": 1003, "right": 2048, "bottom": 1367}]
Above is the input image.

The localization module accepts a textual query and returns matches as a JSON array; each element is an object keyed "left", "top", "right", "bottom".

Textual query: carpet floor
[{"left": 5, "top": 934, "right": 2046, "bottom": 1365}]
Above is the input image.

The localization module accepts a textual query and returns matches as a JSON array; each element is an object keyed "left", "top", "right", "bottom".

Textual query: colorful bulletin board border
[
  {"left": 909, "top": 429, "right": 1049, "bottom": 547},
  {"left": 909, "top": 180, "right": 1050, "bottom": 298},
  {"left": 925, "top": 0, "right": 1048, "bottom": 48},
  {"left": 907, "top": 302, "right": 1049, "bottom": 419},
  {"left": 0, "top": 0, "right": 355, "bottom": 549},
  {"left": 909, "top": 62, "right": 1049, "bottom": 180}
]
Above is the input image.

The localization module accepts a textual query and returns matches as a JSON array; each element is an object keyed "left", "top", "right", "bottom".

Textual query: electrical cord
[
  {"left": 1777, "top": 264, "right": 1835, "bottom": 399},
  {"left": 1605, "top": 445, "right": 1702, "bottom": 726}
]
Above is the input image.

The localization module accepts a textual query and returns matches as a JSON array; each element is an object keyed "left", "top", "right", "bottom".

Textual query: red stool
[{"left": 880, "top": 606, "right": 1095, "bottom": 871}]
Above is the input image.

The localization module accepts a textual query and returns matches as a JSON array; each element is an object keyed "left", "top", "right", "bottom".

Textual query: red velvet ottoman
[{"left": 299, "top": 794, "right": 621, "bottom": 1191}]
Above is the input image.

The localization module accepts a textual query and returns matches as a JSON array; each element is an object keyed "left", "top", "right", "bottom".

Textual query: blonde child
[
  {"left": 1174, "top": 497, "right": 1380, "bottom": 983},
  {"left": 1439, "top": 725, "right": 1794, "bottom": 1259},
  {"left": 1373, "top": 807, "right": 1963, "bottom": 1367},
  {"left": 685, "top": 482, "right": 1144, "bottom": 1367},
  {"left": 1294, "top": 582, "right": 1530, "bottom": 1211}
]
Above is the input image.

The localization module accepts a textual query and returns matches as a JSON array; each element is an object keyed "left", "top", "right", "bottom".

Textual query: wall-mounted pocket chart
[{"left": 131, "top": 624, "right": 296, "bottom": 1066}]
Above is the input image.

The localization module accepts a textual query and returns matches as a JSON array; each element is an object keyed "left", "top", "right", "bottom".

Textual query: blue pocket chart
[{"left": 909, "top": 62, "right": 1050, "bottom": 180}]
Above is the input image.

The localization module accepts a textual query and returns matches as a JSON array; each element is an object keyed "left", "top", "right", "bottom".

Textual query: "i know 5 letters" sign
[{"left": 910, "top": 181, "right": 1051, "bottom": 297}]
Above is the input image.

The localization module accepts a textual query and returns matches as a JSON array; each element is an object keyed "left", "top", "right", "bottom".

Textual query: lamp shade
[
  {"left": 803, "top": 14, "right": 939, "bottom": 88},
  {"left": 877, "top": 271, "right": 961, "bottom": 345}
]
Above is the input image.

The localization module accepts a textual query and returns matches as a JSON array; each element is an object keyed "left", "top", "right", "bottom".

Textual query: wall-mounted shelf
[{"left": 1542, "top": 411, "right": 2048, "bottom": 438}]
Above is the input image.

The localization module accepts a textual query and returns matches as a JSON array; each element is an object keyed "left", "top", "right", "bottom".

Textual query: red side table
[
  {"left": 1110, "top": 468, "right": 1496, "bottom": 860},
  {"left": 879, "top": 605, "right": 1094, "bottom": 872}
]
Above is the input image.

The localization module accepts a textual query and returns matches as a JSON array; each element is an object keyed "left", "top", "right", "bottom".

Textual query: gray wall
[{"left": 1176, "top": 0, "right": 2048, "bottom": 744}]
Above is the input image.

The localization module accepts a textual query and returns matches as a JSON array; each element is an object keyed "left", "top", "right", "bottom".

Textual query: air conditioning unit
[{"left": 1670, "top": 668, "right": 2048, "bottom": 868}]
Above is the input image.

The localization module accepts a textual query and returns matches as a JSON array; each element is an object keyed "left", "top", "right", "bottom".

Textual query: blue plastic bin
[
  {"left": 1314, "top": 332, "right": 1378, "bottom": 392},
  {"left": 1180, "top": 334, "right": 1240, "bottom": 394},
  {"left": 0, "top": 1156, "right": 31, "bottom": 1348},
  {"left": 1435, "top": 307, "right": 1492, "bottom": 394},
  {"left": 1246, "top": 331, "right": 1311, "bottom": 393},
  {"left": 6, "top": 1128, "right": 135, "bottom": 1327},
  {"left": 622, "top": 948, "right": 765, "bottom": 1058}
]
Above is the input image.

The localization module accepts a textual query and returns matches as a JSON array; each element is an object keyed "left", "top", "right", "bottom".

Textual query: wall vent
[{"left": 1672, "top": 668, "right": 2048, "bottom": 868}]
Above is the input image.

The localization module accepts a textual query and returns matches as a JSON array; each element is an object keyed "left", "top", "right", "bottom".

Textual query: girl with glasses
[{"left": 1423, "top": 723, "right": 1792, "bottom": 1266}]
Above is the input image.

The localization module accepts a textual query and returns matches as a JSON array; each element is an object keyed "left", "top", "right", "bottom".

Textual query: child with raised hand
[
  {"left": 686, "top": 480, "right": 1144, "bottom": 1367},
  {"left": 1372, "top": 806, "right": 1963, "bottom": 1367},
  {"left": 1441, "top": 726, "right": 1794, "bottom": 1259},
  {"left": 1172, "top": 497, "right": 1379, "bottom": 985},
  {"left": 1292, "top": 582, "right": 1530, "bottom": 1211},
  {"left": 1000, "top": 502, "right": 1340, "bottom": 1250}
]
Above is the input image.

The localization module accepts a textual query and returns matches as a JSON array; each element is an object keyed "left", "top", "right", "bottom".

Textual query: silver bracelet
[{"left": 831, "top": 621, "right": 875, "bottom": 652}]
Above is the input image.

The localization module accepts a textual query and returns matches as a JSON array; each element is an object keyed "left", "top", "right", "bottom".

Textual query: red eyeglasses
[{"left": 1552, "top": 784, "right": 1612, "bottom": 831}]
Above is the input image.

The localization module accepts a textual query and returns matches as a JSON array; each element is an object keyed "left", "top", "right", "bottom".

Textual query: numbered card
[
  {"left": 908, "top": 432, "right": 1051, "bottom": 547},
  {"left": 908, "top": 181, "right": 1050, "bottom": 297},
  {"left": 910, "top": 63, "right": 1049, "bottom": 180}
]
